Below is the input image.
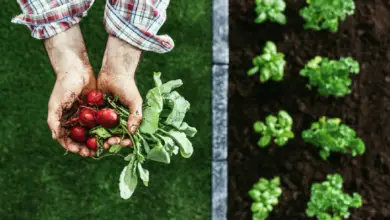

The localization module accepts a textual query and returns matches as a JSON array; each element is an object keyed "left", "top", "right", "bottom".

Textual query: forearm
[
  {"left": 44, "top": 25, "right": 92, "bottom": 77},
  {"left": 102, "top": 36, "right": 142, "bottom": 78}
]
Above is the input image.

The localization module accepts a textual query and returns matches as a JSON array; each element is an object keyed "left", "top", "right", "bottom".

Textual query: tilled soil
[{"left": 228, "top": 0, "right": 390, "bottom": 219}]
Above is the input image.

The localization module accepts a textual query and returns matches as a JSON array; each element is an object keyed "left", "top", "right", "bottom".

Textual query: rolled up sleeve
[
  {"left": 12, "top": 0, "right": 95, "bottom": 39},
  {"left": 104, "top": 0, "right": 174, "bottom": 53}
]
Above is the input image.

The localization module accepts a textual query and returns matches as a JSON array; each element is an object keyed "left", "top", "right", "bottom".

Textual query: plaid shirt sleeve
[
  {"left": 104, "top": 0, "right": 174, "bottom": 53},
  {"left": 12, "top": 0, "right": 95, "bottom": 39},
  {"left": 12, "top": 0, "right": 174, "bottom": 53}
]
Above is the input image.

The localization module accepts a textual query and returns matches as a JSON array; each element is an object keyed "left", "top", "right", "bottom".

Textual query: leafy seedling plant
[
  {"left": 253, "top": 110, "right": 294, "bottom": 147},
  {"left": 302, "top": 117, "right": 365, "bottom": 160},
  {"left": 307, "top": 174, "right": 363, "bottom": 220},
  {"left": 299, "top": 0, "right": 356, "bottom": 33},
  {"left": 249, "top": 177, "right": 282, "bottom": 220},
  {"left": 254, "top": 0, "right": 287, "bottom": 25},
  {"left": 300, "top": 56, "right": 360, "bottom": 97},
  {"left": 90, "top": 72, "right": 197, "bottom": 199},
  {"left": 248, "top": 41, "right": 286, "bottom": 83}
]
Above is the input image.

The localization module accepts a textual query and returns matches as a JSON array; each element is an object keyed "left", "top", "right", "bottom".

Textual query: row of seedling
[{"left": 247, "top": 1, "right": 363, "bottom": 219}]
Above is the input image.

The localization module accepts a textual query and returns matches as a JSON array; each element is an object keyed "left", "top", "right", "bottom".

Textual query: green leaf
[
  {"left": 178, "top": 122, "right": 198, "bottom": 137},
  {"left": 255, "top": 12, "right": 267, "bottom": 23},
  {"left": 96, "top": 137, "right": 104, "bottom": 157},
  {"left": 253, "top": 121, "right": 266, "bottom": 133},
  {"left": 156, "top": 133, "right": 178, "bottom": 155},
  {"left": 248, "top": 66, "right": 260, "bottom": 76},
  {"left": 137, "top": 163, "right": 149, "bottom": 187},
  {"left": 260, "top": 68, "right": 271, "bottom": 82},
  {"left": 147, "top": 141, "right": 171, "bottom": 164},
  {"left": 139, "top": 75, "right": 164, "bottom": 134},
  {"left": 258, "top": 135, "right": 271, "bottom": 147},
  {"left": 272, "top": 12, "right": 286, "bottom": 24},
  {"left": 119, "top": 159, "right": 138, "bottom": 199},
  {"left": 274, "top": 137, "right": 288, "bottom": 146},
  {"left": 165, "top": 130, "right": 194, "bottom": 158},
  {"left": 109, "top": 144, "right": 122, "bottom": 153},
  {"left": 160, "top": 79, "right": 183, "bottom": 95},
  {"left": 163, "top": 91, "right": 190, "bottom": 128},
  {"left": 90, "top": 127, "right": 112, "bottom": 139}
]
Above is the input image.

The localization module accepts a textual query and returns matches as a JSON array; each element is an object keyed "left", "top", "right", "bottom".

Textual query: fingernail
[
  {"left": 130, "top": 125, "right": 137, "bottom": 134},
  {"left": 51, "top": 130, "right": 56, "bottom": 139}
]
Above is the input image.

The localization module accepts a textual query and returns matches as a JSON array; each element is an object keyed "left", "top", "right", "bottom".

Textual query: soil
[{"left": 228, "top": 0, "right": 390, "bottom": 219}]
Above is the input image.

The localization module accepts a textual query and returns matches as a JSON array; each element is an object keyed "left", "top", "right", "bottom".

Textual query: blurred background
[{"left": 0, "top": 1, "right": 211, "bottom": 219}]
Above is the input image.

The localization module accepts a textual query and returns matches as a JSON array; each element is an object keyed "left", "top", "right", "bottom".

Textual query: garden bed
[{"left": 228, "top": 0, "right": 390, "bottom": 219}]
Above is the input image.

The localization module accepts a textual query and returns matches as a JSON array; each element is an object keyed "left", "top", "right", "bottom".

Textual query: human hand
[
  {"left": 98, "top": 35, "right": 143, "bottom": 148},
  {"left": 45, "top": 25, "right": 97, "bottom": 157}
]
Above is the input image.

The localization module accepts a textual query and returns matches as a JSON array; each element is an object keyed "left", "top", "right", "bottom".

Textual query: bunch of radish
[
  {"left": 60, "top": 72, "right": 197, "bottom": 200},
  {"left": 62, "top": 90, "right": 120, "bottom": 152}
]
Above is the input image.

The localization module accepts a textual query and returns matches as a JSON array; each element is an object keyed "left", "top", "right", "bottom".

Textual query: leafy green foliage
[
  {"left": 92, "top": 73, "right": 197, "bottom": 199},
  {"left": 253, "top": 110, "right": 294, "bottom": 147},
  {"left": 254, "top": 0, "right": 287, "bottom": 24},
  {"left": 300, "top": 56, "right": 360, "bottom": 97},
  {"left": 302, "top": 117, "right": 365, "bottom": 160},
  {"left": 248, "top": 41, "right": 286, "bottom": 83},
  {"left": 307, "top": 174, "right": 363, "bottom": 220},
  {"left": 299, "top": 0, "right": 356, "bottom": 33},
  {"left": 249, "top": 177, "right": 282, "bottom": 220}
]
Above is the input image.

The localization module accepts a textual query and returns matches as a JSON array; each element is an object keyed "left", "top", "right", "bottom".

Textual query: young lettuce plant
[
  {"left": 253, "top": 110, "right": 294, "bottom": 147},
  {"left": 249, "top": 177, "right": 282, "bottom": 220},
  {"left": 254, "top": 0, "right": 287, "bottom": 25},
  {"left": 302, "top": 117, "right": 365, "bottom": 160},
  {"left": 299, "top": 0, "right": 355, "bottom": 33},
  {"left": 248, "top": 41, "right": 286, "bottom": 83},
  {"left": 300, "top": 56, "right": 360, "bottom": 97},
  {"left": 307, "top": 174, "right": 363, "bottom": 220}
]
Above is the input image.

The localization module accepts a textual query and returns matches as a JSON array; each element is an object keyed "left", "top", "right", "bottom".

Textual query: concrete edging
[{"left": 212, "top": 0, "right": 229, "bottom": 219}]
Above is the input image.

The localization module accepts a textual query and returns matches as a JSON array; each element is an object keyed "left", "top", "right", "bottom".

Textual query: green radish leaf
[
  {"left": 165, "top": 130, "right": 193, "bottom": 158},
  {"left": 163, "top": 91, "right": 190, "bottom": 128},
  {"left": 139, "top": 73, "right": 164, "bottom": 134},
  {"left": 153, "top": 72, "right": 163, "bottom": 87},
  {"left": 90, "top": 126, "right": 112, "bottom": 139},
  {"left": 160, "top": 79, "right": 183, "bottom": 95},
  {"left": 147, "top": 141, "right": 171, "bottom": 164},
  {"left": 109, "top": 144, "right": 122, "bottom": 153},
  {"left": 156, "top": 133, "right": 179, "bottom": 155},
  {"left": 96, "top": 137, "right": 104, "bottom": 157},
  {"left": 119, "top": 164, "right": 138, "bottom": 200},
  {"left": 137, "top": 163, "right": 149, "bottom": 187},
  {"left": 124, "top": 154, "right": 133, "bottom": 161},
  {"left": 178, "top": 122, "right": 198, "bottom": 137}
]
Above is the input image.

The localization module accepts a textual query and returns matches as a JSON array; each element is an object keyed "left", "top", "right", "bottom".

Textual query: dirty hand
[
  {"left": 98, "top": 35, "right": 143, "bottom": 149},
  {"left": 45, "top": 24, "right": 97, "bottom": 157}
]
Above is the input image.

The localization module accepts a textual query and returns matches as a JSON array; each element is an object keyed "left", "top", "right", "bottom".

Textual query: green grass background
[{"left": 0, "top": 1, "right": 211, "bottom": 219}]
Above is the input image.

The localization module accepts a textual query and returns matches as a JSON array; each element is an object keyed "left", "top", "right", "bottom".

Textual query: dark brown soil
[{"left": 228, "top": 0, "right": 390, "bottom": 219}]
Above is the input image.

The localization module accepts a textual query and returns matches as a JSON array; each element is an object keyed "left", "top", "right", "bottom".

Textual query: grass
[{"left": 0, "top": 1, "right": 211, "bottom": 219}]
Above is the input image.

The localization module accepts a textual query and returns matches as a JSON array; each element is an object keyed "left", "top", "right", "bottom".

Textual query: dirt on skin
[{"left": 228, "top": 0, "right": 390, "bottom": 219}]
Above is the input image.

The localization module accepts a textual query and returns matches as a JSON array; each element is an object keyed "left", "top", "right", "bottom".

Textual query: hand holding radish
[
  {"left": 60, "top": 72, "right": 197, "bottom": 199},
  {"left": 98, "top": 36, "right": 143, "bottom": 149},
  {"left": 44, "top": 25, "right": 96, "bottom": 157}
]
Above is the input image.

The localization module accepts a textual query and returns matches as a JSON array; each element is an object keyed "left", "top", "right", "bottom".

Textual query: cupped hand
[
  {"left": 98, "top": 35, "right": 143, "bottom": 148},
  {"left": 45, "top": 25, "right": 97, "bottom": 157}
]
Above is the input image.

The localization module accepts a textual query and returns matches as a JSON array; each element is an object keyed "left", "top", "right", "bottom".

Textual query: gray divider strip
[{"left": 212, "top": 0, "right": 229, "bottom": 218}]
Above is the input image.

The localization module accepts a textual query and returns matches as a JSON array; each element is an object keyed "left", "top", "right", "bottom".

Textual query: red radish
[
  {"left": 79, "top": 108, "right": 97, "bottom": 128},
  {"left": 87, "top": 90, "right": 104, "bottom": 106},
  {"left": 96, "top": 108, "right": 119, "bottom": 128},
  {"left": 86, "top": 137, "right": 98, "bottom": 151},
  {"left": 70, "top": 126, "right": 88, "bottom": 142}
]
